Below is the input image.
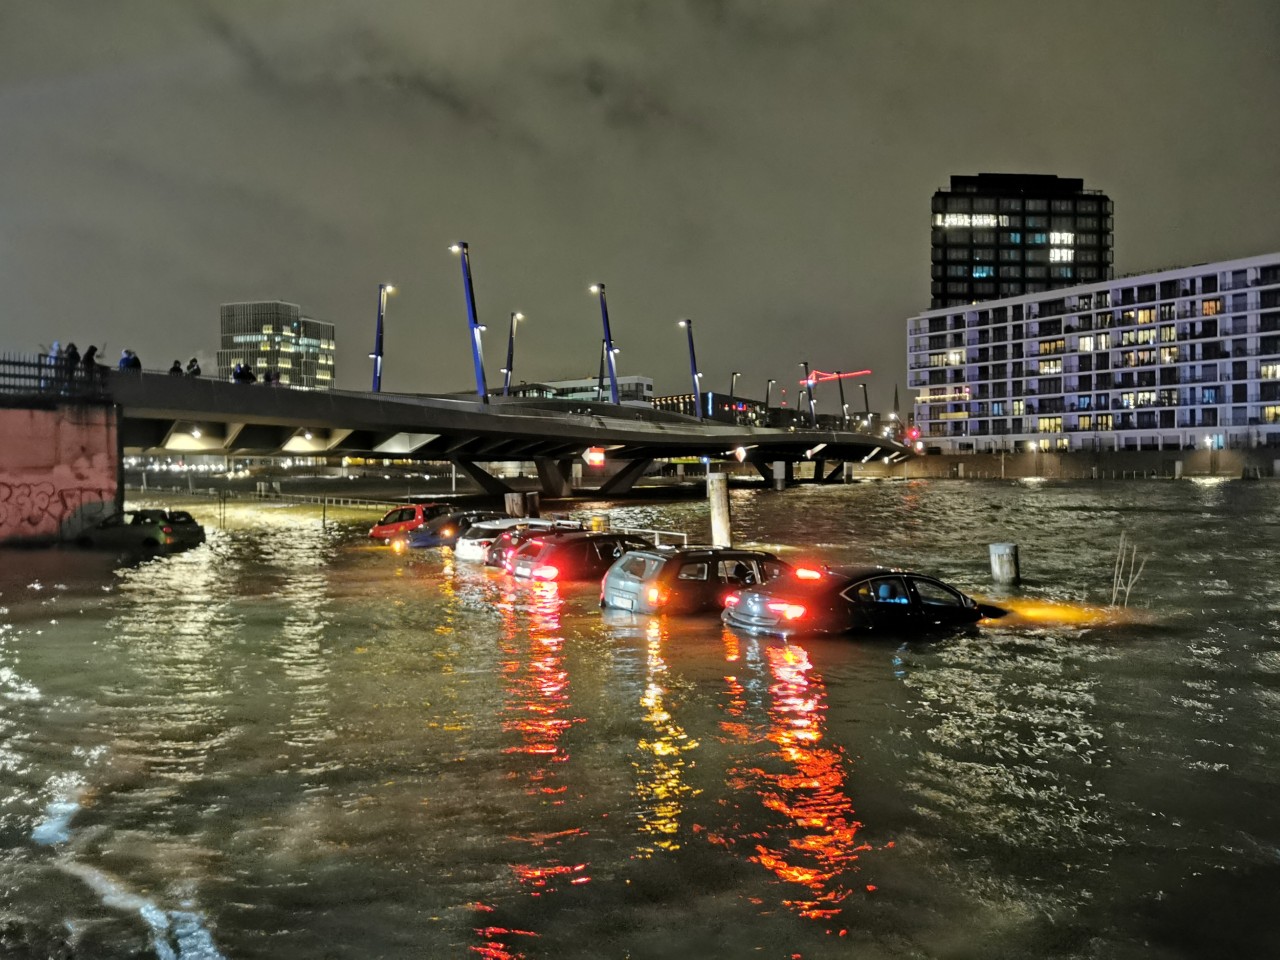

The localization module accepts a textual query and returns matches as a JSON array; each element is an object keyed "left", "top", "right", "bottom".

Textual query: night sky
[{"left": 3, "top": 1, "right": 1278, "bottom": 414}]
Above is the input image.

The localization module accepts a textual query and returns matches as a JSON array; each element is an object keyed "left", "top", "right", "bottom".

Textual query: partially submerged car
[
  {"left": 76, "top": 509, "right": 206, "bottom": 554},
  {"left": 722, "top": 565, "right": 1007, "bottom": 638},
  {"left": 484, "top": 521, "right": 585, "bottom": 567},
  {"left": 601, "top": 545, "right": 790, "bottom": 614},
  {"left": 508, "top": 531, "right": 653, "bottom": 582},
  {"left": 369, "top": 502, "right": 449, "bottom": 542},
  {"left": 455, "top": 517, "right": 581, "bottom": 563},
  {"left": 405, "top": 510, "right": 507, "bottom": 549}
]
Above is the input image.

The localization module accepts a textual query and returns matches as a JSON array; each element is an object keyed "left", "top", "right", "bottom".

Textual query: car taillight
[
  {"left": 646, "top": 587, "right": 669, "bottom": 607},
  {"left": 531, "top": 564, "right": 559, "bottom": 581},
  {"left": 162, "top": 526, "right": 173, "bottom": 534},
  {"left": 440, "top": 527, "right": 454, "bottom": 537},
  {"left": 766, "top": 601, "right": 807, "bottom": 620},
  {"left": 795, "top": 567, "right": 822, "bottom": 580},
  {"left": 722, "top": 593, "right": 741, "bottom": 607}
]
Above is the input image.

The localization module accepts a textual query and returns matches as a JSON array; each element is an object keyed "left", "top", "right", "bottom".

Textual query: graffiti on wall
[{"left": 0, "top": 482, "right": 114, "bottom": 541}]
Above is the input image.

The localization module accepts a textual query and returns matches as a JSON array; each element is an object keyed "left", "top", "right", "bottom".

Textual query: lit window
[
  {"left": 1029, "top": 232, "right": 1048, "bottom": 244},
  {"left": 972, "top": 266, "right": 994, "bottom": 278},
  {"left": 1049, "top": 231, "right": 1075, "bottom": 245},
  {"left": 1050, "top": 248, "right": 1074, "bottom": 262},
  {"left": 1079, "top": 335, "right": 1095, "bottom": 352}
]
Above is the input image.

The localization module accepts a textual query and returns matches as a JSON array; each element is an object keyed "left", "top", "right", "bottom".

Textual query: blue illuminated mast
[
  {"left": 589, "top": 283, "right": 619, "bottom": 405},
  {"left": 369, "top": 282, "right": 394, "bottom": 392},
  {"left": 450, "top": 242, "right": 489, "bottom": 404},
  {"left": 677, "top": 318, "right": 702, "bottom": 420}
]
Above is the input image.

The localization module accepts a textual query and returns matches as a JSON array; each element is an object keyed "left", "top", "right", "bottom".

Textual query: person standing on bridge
[
  {"left": 168, "top": 360, "right": 183, "bottom": 376},
  {"left": 186, "top": 358, "right": 201, "bottom": 377},
  {"left": 82, "top": 345, "right": 101, "bottom": 384},
  {"left": 62, "top": 343, "right": 80, "bottom": 386}
]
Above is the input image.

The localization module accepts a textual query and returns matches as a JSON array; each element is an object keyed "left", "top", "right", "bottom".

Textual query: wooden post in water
[
  {"left": 990, "top": 543, "right": 1020, "bottom": 585},
  {"left": 708, "top": 472, "right": 731, "bottom": 546}
]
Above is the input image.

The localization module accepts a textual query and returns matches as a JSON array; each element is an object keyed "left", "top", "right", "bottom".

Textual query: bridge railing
[{"left": 0, "top": 352, "right": 113, "bottom": 402}]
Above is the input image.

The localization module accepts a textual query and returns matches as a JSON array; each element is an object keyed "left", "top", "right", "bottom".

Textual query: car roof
[{"left": 622, "top": 545, "right": 778, "bottom": 560}]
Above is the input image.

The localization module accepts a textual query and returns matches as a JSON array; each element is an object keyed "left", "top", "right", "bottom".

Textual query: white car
[{"left": 454, "top": 517, "right": 552, "bottom": 562}]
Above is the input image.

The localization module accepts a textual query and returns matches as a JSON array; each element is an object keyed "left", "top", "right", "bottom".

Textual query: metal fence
[{"left": 0, "top": 352, "right": 113, "bottom": 402}]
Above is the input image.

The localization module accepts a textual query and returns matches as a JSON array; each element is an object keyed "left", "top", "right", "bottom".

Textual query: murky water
[{"left": 2, "top": 479, "right": 1279, "bottom": 958}]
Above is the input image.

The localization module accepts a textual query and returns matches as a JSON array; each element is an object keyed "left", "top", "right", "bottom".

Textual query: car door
[
  {"left": 907, "top": 576, "right": 974, "bottom": 627},
  {"left": 845, "top": 575, "right": 918, "bottom": 632}
]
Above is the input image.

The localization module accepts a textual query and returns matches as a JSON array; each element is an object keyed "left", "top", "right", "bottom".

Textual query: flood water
[{"left": 2, "top": 479, "right": 1278, "bottom": 959}]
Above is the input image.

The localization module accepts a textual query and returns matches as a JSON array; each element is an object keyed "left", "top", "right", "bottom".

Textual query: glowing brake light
[
  {"left": 531, "top": 564, "right": 560, "bottom": 581},
  {"left": 440, "top": 526, "right": 454, "bottom": 537},
  {"left": 794, "top": 567, "right": 822, "bottom": 580},
  {"left": 162, "top": 526, "right": 173, "bottom": 534},
  {"left": 766, "top": 601, "right": 807, "bottom": 620},
  {"left": 646, "top": 587, "right": 669, "bottom": 606},
  {"left": 722, "top": 593, "right": 740, "bottom": 607}
]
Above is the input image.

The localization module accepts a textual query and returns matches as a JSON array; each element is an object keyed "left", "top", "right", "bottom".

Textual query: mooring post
[
  {"left": 708, "top": 472, "right": 731, "bottom": 546},
  {"left": 990, "top": 542, "right": 1020, "bottom": 585}
]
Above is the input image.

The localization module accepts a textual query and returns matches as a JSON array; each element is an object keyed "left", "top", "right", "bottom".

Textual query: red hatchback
[{"left": 368, "top": 502, "right": 449, "bottom": 542}]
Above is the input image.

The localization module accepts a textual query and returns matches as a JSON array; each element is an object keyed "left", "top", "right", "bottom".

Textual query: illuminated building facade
[
  {"left": 216, "top": 301, "right": 336, "bottom": 388},
  {"left": 931, "top": 173, "right": 1113, "bottom": 309},
  {"left": 908, "top": 252, "right": 1280, "bottom": 452},
  {"left": 509, "top": 375, "right": 654, "bottom": 405}
]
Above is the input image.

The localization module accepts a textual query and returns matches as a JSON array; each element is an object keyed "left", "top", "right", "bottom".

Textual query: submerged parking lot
[{"left": 2, "top": 479, "right": 1278, "bottom": 958}]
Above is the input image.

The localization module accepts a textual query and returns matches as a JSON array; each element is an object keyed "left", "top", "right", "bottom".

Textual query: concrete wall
[
  {"left": 0, "top": 404, "right": 119, "bottom": 544},
  {"left": 895, "top": 447, "right": 1275, "bottom": 481}
]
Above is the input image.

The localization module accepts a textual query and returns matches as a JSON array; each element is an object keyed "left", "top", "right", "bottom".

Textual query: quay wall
[
  {"left": 0, "top": 404, "right": 119, "bottom": 544},
  {"left": 892, "top": 447, "right": 1276, "bottom": 481}
]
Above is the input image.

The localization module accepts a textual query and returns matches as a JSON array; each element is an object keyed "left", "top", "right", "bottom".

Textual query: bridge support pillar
[
  {"left": 771, "top": 460, "right": 792, "bottom": 491},
  {"left": 596, "top": 458, "right": 653, "bottom": 496},
  {"left": 450, "top": 459, "right": 514, "bottom": 496},
  {"left": 822, "top": 462, "right": 846, "bottom": 484},
  {"left": 534, "top": 458, "right": 574, "bottom": 498}
]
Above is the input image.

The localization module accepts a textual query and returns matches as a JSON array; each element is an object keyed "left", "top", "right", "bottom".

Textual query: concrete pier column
[
  {"left": 990, "top": 543, "right": 1020, "bottom": 585},
  {"left": 771, "top": 460, "right": 788, "bottom": 492},
  {"left": 708, "top": 472, "right": 731, "bottom": 546}
]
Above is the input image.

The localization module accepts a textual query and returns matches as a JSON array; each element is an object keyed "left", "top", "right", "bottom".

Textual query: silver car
[{"left": 601, "top": 546, "right": 788, "bottom": 614}]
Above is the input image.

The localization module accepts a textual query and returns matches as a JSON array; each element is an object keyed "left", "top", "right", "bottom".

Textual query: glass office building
[
  {"left": 908, "top": 252, "right": 1280, "bottom": 452},
  {"left": 216, "top": 301, "right": 336, "bottom": 389},
  {"left": 932, "top": 174, "right": 1113, "bottom": 309}
]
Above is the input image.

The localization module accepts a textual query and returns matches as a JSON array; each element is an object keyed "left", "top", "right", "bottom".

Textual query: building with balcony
[
  {"left": 908, "top": 252, "right": 1280, "bottom": 453},
  {"left": 216, "top": 301, "right": 336, "bottom": 389},
  {"left": 931, "top": 173, "right": 1113, "bottom": 309}
]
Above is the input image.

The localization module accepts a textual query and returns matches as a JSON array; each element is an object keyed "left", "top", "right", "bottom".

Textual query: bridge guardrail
[{"left": 0, "top": 353, "right": 112, "bottom": 402}]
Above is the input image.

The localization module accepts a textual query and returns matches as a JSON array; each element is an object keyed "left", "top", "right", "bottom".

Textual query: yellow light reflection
[
  {"left": 993, "top": 597, "right": 1153, "bottom": 628},
  {"left": 632, "top": 617, "right": 700, "bottom": 856}
]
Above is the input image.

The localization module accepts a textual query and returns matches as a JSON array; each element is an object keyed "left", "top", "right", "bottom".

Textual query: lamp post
[
  {"left": 764, "top": 378, "right": 776, "bottom": 426},
  {"left": 799, "top": 361, "right": 817, "bottom": 426},
  {"left": 729, "top": 371, "right": 740, "bottom": 415},
  {"left": 677, "top": 319, "right": 702, "bottom": 420},
  {"left": 861, "top": 380, "right": 870, "bottom": 415},
  {"left": 369, "top": 282, "right": 395, "bottom": 392},
  {"left": 449, "top": 242, "right": 489, "bottom": 403},
  {"left": 835, "top": 370, "right": 848, "bottom": 427},
  {"left": 589, "top": 283, "right": 620, "bottom": 404},
  {"left": 501, "top": 311, "right": 524, "bottom": 396}
]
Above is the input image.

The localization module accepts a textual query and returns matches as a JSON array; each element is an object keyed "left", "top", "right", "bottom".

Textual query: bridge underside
[{"left": 110, "top": 375, "right": 911, "bottom": 496}]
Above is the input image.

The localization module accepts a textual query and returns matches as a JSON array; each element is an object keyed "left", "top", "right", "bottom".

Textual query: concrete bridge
[
  {"left": 107, "top": 371, "right": 910, "bottom": 496},
  {"left": 0, "top": 355, "right": 909, "bottom": 542}
]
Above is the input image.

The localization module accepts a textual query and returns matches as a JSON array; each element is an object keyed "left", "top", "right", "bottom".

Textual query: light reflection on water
[{"left": 1, "top": 480, "right": 1280, "bottom": 957}]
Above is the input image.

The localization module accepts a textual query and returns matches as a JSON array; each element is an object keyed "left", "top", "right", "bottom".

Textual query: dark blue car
[{"left": 405, "top": 510, "right": 506, "bottom": 549}]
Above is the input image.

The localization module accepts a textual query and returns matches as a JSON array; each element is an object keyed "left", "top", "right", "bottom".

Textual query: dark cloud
[{"left": 1, "top": 0, "right": 1278, "bottom": 414}]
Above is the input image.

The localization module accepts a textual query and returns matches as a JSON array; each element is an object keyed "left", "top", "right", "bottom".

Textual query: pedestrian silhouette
[
  {"left": 169, "top": 360, "right": 183, "bottom": 376},
  {"left": 186, "top": 358, "right": 201, "bottom": 377}
]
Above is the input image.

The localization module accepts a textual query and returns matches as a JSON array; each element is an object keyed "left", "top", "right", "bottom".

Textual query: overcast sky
[{"left": 3, "top": 1, "right": 1278, "bottom": 413}]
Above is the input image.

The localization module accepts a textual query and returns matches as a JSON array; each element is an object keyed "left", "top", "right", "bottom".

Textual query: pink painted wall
[{"left": 0, "top": 405, "right": 118, "bottom": 543}]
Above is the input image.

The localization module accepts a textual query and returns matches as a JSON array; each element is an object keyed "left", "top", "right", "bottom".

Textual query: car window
[
  {"left": 760, "top": 560, "right": 787, "bottom": 582},
  {"left": 678, "top": 562, "right": 709, "bottom": 581},
  {"left": 619, "top": 555, "right": 652, "bottom": 579},
  {"left": 860, "top": 576, "right": 909, "bottom": 604},
  {"left": 910, "top": 578, "right": 965, "bottom": 607},
  {"left": 717, "top": 559, "right": 754, "bottom": 585}
]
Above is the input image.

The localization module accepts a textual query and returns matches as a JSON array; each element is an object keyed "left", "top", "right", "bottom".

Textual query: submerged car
[
  {"left": 601, "top": 546, "right": 790, "bottom": 614},
  {"left": 369, "top": 502, "right": 449, "bottom": 542},
  {"left": 456, "top": 517, "right": 583, "bottom": 563},
  {"left": 722, "top": 565, "right": 1007, "bottom": 638},
  {"left": 76, "top": 509, "right": 206, "bottom": 553},
  {"left": 485, "top": 521, "right": 585, "bottom": 567},
  {"left": 405, "top": 510, "right": 506, "bottom": 549},
  {"left": 508, "top": 531, "right": 653, "bottom": 582}
]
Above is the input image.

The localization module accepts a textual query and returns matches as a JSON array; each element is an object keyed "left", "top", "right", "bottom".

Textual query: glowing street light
[
  {"left": 449, "top": 242, "right": 489, "bottom": 404},
  {"left": 835, "top": 370, "right": 847, "bottom": 427},
  {"left": 589, "top": 283, "right": 619, "bottom": 405},
  {"left": 677, "top": 319, "right": 702, "bottom": 421},
  {"left": 501, "top": 311, "right": 524, "bottom": 396},
  {"left": 369, "top": 282, "right": 395, "bottom": 393}
]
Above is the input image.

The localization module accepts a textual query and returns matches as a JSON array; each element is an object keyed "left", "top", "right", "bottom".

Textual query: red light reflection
[{"left": 715, "top": 637, "right": 874, "bottom": 928}]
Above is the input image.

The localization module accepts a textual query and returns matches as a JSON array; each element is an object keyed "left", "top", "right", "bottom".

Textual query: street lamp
[
  {"left": 589, "top": 283, "right": 620, "bottom": 405},
  {"left": 501, "top": 311, "right": 524, "bottom": 396},
  {"left": 369, "top": 282, "right": 395, "bottom": 392},
  {"left": 677, "top": 319, "right": 702, "bottom": 420},
  {"left": 596, "top": 340, "right": 620, "bottom": 402},
  {"left": 835, "top": 370, "right": 847, "bottom": 427},
  {"left": 861, "top": 381, "right": 871, "bottom": 415},
  {"left": 799, "top": 361, "right": 817, "bottom": 426},
  {"left": 449, "top": 242, "right": 489, "bottom": 403},
  {"left": 730, "top": 370, "right": 740, "bottom": 406},
  {"left": 765, "top": 378, "right": 776, "bottom": 409}
]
